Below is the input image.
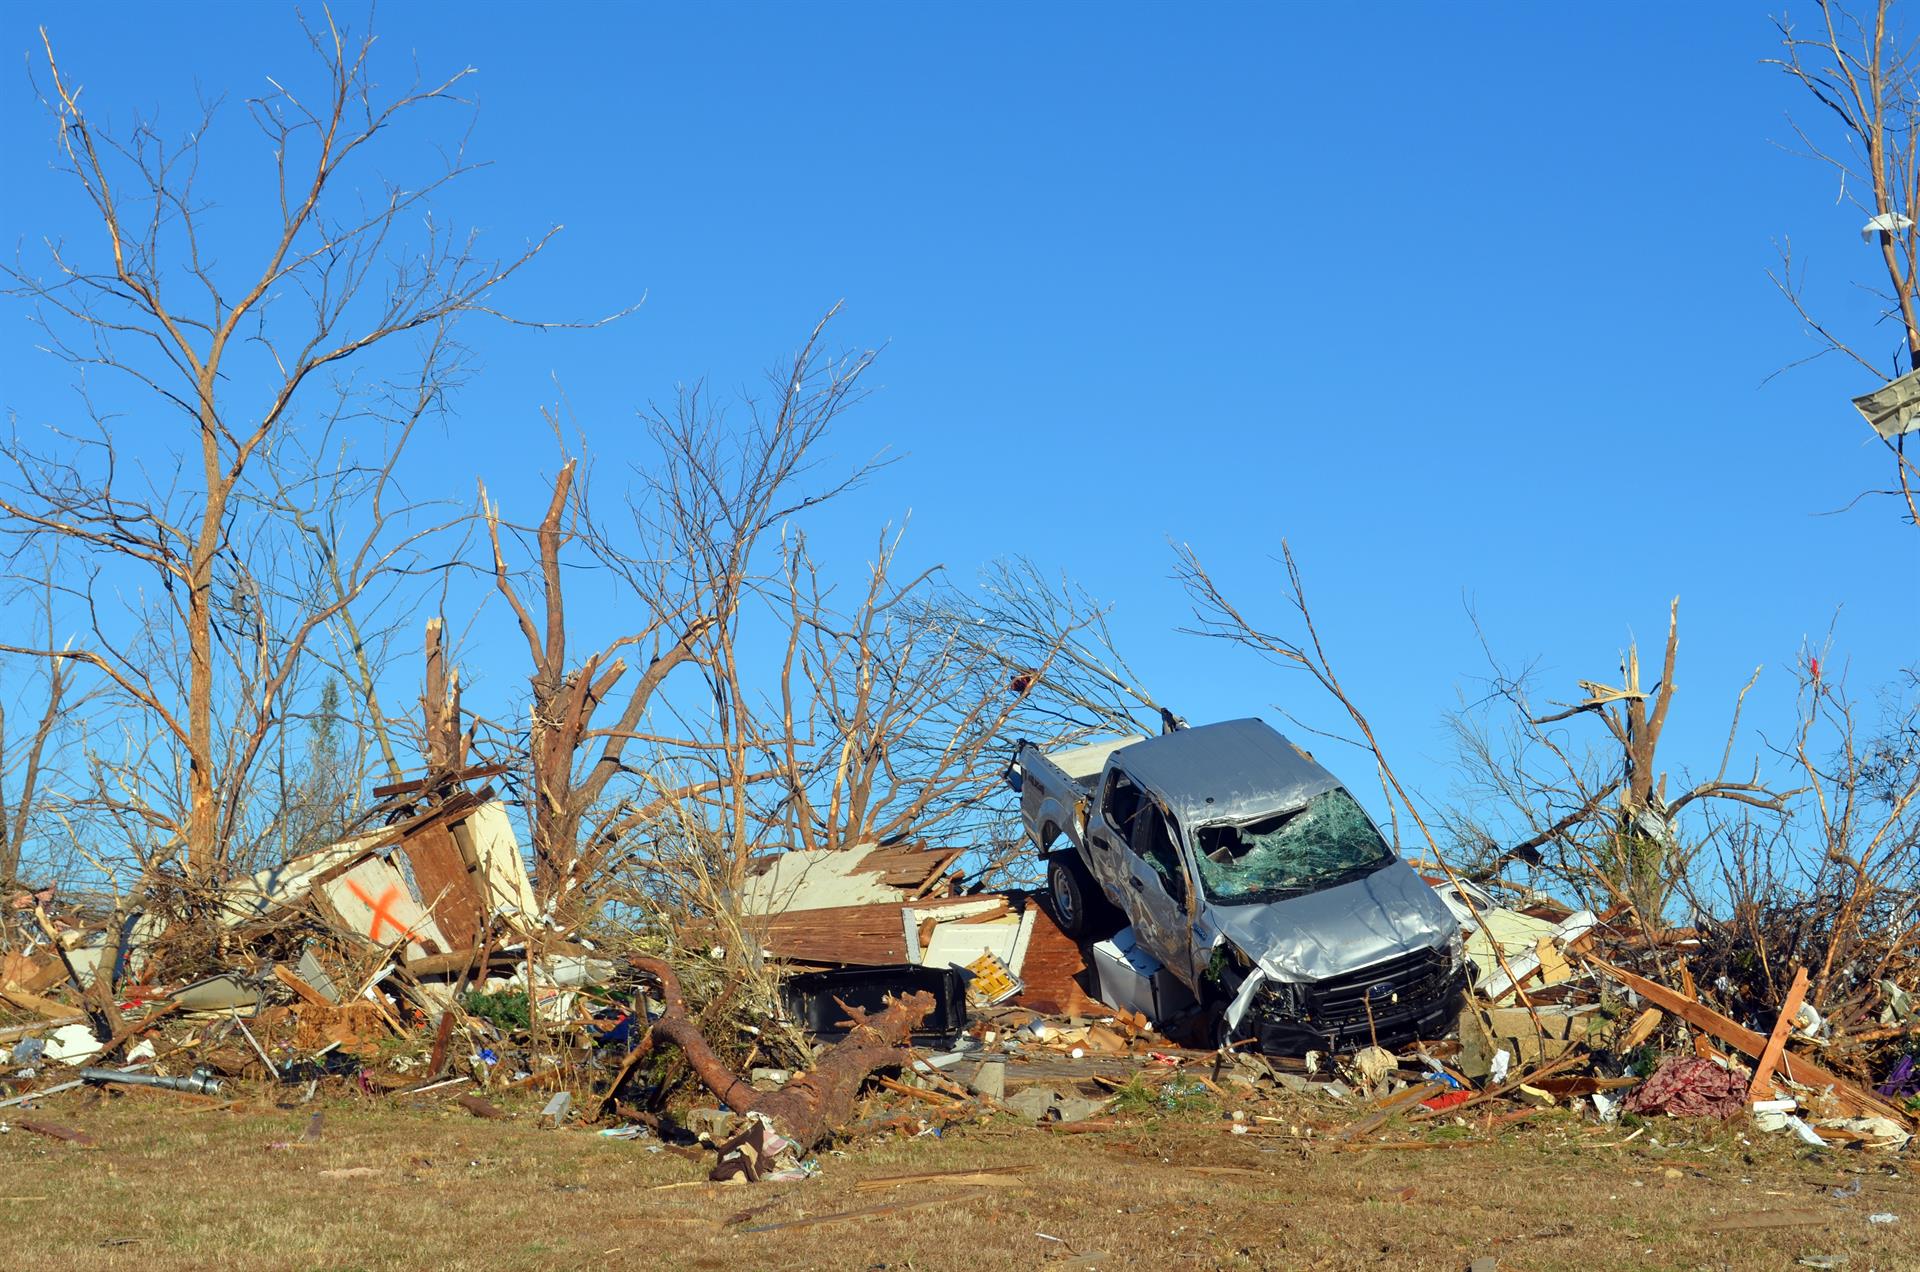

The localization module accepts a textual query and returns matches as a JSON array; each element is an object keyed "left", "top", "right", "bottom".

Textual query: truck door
[
  {"left": 1087, "top": 768, "right": 1145, "bottom": 907},
  {"left": 1124, "top": 803, "right": 1200, "bottom": 990}
]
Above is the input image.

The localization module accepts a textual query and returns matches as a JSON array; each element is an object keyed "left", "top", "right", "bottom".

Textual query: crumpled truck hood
[{"left": 1208, "top": 859, "right": 1455, "bottom": 982}]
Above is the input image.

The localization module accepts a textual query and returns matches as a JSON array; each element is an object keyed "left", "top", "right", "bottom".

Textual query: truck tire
[{"left": 1047, "top": 851, "right": 1121, "bottom": 941}]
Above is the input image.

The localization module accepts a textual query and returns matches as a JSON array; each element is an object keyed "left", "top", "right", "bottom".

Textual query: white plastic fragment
[
  {"left": 1862, "top": 212, "right": 1915, "bottom": 242},
  {"left": 1783, "top": 1114, "right": 1829, "bottom": 1147}
]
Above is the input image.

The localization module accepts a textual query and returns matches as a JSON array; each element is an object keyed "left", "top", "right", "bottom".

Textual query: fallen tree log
[{"left": 628, "top": 955, "right": 934, "bottom": 1153}]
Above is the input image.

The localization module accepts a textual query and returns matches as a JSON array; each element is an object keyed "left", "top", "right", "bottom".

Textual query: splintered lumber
[
  {"left": 0, "top": 1015, "right": 87, "bottom": 1043},
  {"left": 1337, "top": 1081, "right": 1450, "bottom": 1143},
  {"left": 1335, "top": 1139, "right": 1488, "bottom": 1152},
  {"left": 1532, "top": 1076, "right": 1641, "bottom": 1097},
  {"left": 1589, "top": 958, "right": 1909, "bottom": 1126},
  {"left": 0, "top": 984, "right": 79, "bottom": 1020},
  {"left": 95, "top": 1001, "right": 181, "bottom": 1061},
  {"left": 1747, "top": 967, "right": 1810, "bottom": 1102},
  {"left": 872, "top": 1076, "right": 965, "bottom": 1108},
  {"left": 1699, "top": 1208, "right": 1832, "bottom": 1233},
  {"left": 1620, "top": 1007, "right": 1663, "bottom": 1050},
  {"left": 1408, "top": 1052, "right": 1583, "bottom": 1122}
]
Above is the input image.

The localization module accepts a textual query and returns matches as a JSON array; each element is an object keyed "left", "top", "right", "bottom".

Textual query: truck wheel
[{"left": 1047, "top": 851, "right": 1118, "bottom": 940}]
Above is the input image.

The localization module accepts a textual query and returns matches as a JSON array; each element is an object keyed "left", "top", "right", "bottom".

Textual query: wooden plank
[
  {"left": 1747, "top": 967, "right": 1810, "bottom": 1102},
  {"left": 853, "top": 1166, "right": 1034, "bottom": 1192},
  {"left": 95, "top": 1001, "right": 181, "bottom": 1060},
  {"left": 0, "top": 1014, "right": 87, "bottom": 1042},
  {"left": 0, "top": 954, "right": 63, "bottom": 995},
  {"left": 738, "top": 1192, "right": 978, "bottom": 1234},
  {"left": 1534, "top": 936, "right": 1572, "bottom": 985},
  {"left": 14, "top": 1118, "right": 95, "bottom": 1148},
  {"left": 1589, "top": 958, "right": 1909, "bottom": 1126},
  {"left": 0, "top": 984, "right": 78, "bottom": 1020},
  {"left": 273, "top": 964, "right": 337, "bottom": 1009},
  {"left": 1698, "top": 1208, "right": 1831, "bottom": 1233},
  {"left": 371, "top": 762, "right": 509, "bottom": 799}
]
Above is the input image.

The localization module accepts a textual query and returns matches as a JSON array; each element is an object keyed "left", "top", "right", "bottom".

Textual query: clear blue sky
[{"left": 1, "top": 3, "right": 1913, "bottom": 833}]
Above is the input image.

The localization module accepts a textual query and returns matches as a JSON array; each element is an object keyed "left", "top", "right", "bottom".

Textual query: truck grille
[
  {"left": 1242, "top": 943, "right": 1464, "bottom": 1054},
  {"left": 1304, "top": 945, "right": 1453, "bottom": 1029}
]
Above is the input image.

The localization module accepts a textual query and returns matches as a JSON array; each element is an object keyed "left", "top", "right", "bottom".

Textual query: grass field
[{"left": 1, "top": 1084, "right": 1912, "bottom": 1270}]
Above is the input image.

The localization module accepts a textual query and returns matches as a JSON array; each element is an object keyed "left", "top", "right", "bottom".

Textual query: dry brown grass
[{"left": 1, "top": 1085, "right": 1912, "bottom": 1270}]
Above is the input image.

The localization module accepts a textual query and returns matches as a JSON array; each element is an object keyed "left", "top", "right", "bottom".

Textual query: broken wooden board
[
  {"left": 1747, "top": 966, "right": 1810, "bottom": 1102},
  {"left": 1698, "top": 1208, "right": 1832, "bottom": 1233},
  {"left": 13, "top": 1118, "right": 96, "bottom": 1148}
]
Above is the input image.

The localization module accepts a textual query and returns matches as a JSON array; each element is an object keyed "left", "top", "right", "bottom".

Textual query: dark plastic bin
[{"left": 781, "top": 963, "right": 971, "bottom": 1044}]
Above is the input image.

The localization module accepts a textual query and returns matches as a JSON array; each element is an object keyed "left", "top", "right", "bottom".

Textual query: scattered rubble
[{"left": 1, "top": 767, "right": 1914, "bottom": 1193}]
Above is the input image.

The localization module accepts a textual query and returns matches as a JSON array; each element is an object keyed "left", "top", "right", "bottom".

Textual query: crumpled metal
[{"left": 1622, "top": 1056, "right": 1747, "bottom": 1119}]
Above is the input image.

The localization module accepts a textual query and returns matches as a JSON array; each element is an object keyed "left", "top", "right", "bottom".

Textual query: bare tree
[
  {"left": 1435, "top": 596, "right": 1797, "bottom": 926},
  {"left": 1769, "top": 0, "right": 1920, "bottom": 524},
  {"left": 769, "top": 529, "right": 1082, "bottom": 860},
  {"left": 0, "top": 580, "right": 79, "bottom": 885},
  {"left": 1783, "top": 656, "right": 1919, "bottom": 993},
  {"left": 482, "top": 309, "right": 879, "bottom": 917},
  {"left": 0, "top": 12, "right": 584, "bottom": 881},
  {"left": 960, "top": 557, "right": 1166, "bottom": 739}
]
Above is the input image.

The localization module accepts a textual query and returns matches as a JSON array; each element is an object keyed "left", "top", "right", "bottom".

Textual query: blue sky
[{"left": 1, "top": 2, "right": 1913, "bottom": 837}]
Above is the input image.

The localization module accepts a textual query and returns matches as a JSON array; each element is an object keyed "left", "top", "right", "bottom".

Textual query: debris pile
[{"left": 2, "top": 780, "right": 1914, "bottom": 1188}]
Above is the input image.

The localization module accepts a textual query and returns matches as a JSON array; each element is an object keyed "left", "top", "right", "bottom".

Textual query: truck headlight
[
  {"left": 1445, "top": 928, "right": 1466, "bottom": 971},
  {"left": 1261, "top": 980, "right": 1306, "bottom": 1019}
]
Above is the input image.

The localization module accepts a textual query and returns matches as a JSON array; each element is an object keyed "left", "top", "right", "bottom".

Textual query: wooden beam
[
  {"left": 371, "top": 762, "right": 508, "bottom": 800},
  {"left": 1747, "top": 966, "right": 1810, "bottom": 1102}
]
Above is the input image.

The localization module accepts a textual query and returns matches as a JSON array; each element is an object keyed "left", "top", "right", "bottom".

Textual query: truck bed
[
  {"left": 1014, "top": 734, "right": 1143, "bottom": 852},
  {"left": 1035, "top": 735, "right": 1143, "bottom": 788}
]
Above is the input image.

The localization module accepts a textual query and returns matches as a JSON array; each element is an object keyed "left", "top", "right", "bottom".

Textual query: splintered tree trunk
[
  {"left": 421, "top": 618, "right": 467, "bottom": 780},
  {"left": 187, "top": 547, "right": 218, "bottom": 881},
  {"left": 628, "top": 955, "right": 934, "bottom": 1152}
]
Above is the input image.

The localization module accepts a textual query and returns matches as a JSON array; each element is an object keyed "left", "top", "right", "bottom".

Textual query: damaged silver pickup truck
[{"left": 1008, "top": 718, "right": 1466, "bottom": 1054}]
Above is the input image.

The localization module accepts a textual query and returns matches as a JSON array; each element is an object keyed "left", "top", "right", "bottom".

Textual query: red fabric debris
[
  {"left": 1421, "top": 1088, "right": 1473, "bottom": 1112},
  {"left": 1622, "top": 1056, "right": 1747, "bottom": 1119}
]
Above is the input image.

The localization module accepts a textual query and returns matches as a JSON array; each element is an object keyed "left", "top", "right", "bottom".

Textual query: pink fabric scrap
[{"left": 1622, "top": 1056, "right": 1747, "bottom": 1119}]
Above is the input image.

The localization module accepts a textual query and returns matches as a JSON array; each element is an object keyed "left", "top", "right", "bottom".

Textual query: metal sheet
[{"left": 1852, "top": 366, "right": 1920, "bottom": 440}]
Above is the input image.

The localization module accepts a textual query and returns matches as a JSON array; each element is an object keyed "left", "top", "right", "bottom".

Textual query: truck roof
[{"left": 1113, "top": 717, "right": 1339, "bottom": 827}]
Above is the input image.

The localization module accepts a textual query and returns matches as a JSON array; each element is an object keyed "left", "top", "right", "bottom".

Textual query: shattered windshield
[{"left": 1192, "top": 788, "right": 1393, "bottom": 903}]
